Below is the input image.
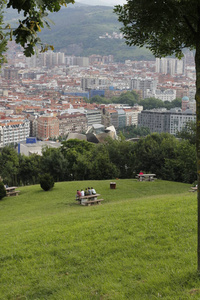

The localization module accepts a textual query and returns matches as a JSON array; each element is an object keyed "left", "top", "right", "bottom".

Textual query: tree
[
  {"left": 39, "top": 173, "right": 54, "bottom": 191},
  {"left": 1, "top": 0, "right": 74, "bottom": 59},
  {"left": 114, "top": 0, "right": 200, "bottom": 270},
  {"left": 0, "top": 181, "right": 6, "bottom": 200},
  {"left": 90, "top": 144, "right": 119, "bottom": 180},
  {"left": 0, "top": 146, "right": 19, "bottom": 186},
  {"left": 41, "top": 147, "right": 68, "bottom": 182},
  {"left": 177, "top": 120, "right": 196, "bottom": 145},
  {"left": 18, "top": 154, "right": 41, "bottom": 185},
  {"left": 139, "top": 97, "right": 165, "bottom": 110}
]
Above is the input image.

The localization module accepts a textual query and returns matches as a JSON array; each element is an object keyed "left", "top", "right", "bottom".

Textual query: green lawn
[{"left": 0, "top": 179, "right": 199, "bottom": 299}]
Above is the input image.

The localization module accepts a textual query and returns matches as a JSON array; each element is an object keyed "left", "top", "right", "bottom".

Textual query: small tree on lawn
[
  {"left": 114, "top": 0, "right": 200, "bottom": 271},
  {"left": 40, "top": 173, "right": 54, "bottom": 191},
  {"left": 0, "top": 182, "right": 6, "bottom": 200}
]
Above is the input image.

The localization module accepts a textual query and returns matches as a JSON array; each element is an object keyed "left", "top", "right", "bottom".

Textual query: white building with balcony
[{"left": 0, "top": 119, "right": 30, "bottom": 147}]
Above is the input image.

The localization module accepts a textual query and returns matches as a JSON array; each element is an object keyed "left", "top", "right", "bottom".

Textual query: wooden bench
[
  {"left": 76, "top": 194, "right": 104, "bottom": 206},
  {"left": 6, "top": 187, "right": 20, "bottom": 197},
  {"left": 6, "top": 190, "right": 20, "bottom": 197},
  {"left": 136, "top": 174, "right": 157, "bottom": 181},
  {"left": 189, "top": 186, "right": 197, "bottom": 192},
  {"left": 84, "top": 199, "right": 104, "bottom": 206}
]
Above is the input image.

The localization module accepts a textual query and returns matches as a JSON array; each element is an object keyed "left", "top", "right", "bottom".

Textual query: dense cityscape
[{"left": 0, "top": 41, "right": 196, "bottom": 153}]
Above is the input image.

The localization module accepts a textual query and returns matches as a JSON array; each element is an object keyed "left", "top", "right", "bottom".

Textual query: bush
[
  {"left": 39, "top": 173, "right": 54, "bottom": 191},
  {"left": 0, "top": 182, "right": 6, "bottom": 200}
]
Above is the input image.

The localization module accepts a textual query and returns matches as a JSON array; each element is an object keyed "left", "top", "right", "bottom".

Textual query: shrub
[
  {"left": 0, "top": 182, "right": 6, "bottom": 200},
  {"left": 39, "top": 173, "right": 54, "bottom": 191}
]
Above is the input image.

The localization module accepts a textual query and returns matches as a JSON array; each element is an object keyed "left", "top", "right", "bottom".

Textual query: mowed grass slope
[{"left": 0, "top": 179, "right": 199, "bottom": 299}]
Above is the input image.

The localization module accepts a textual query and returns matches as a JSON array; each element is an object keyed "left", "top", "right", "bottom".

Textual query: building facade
[
  {"left": 37, "top": 115, "right": 59, "bottom": 140},
  {"left": 0, "top": 119, "right": 30, "bottom": 147},
  {"left": 86, "top": 110, "right": 102, "bottom": 127},
  {"left": 138, "top": 108, "right": 196, "bottom": 135},
  {"left": 130, "top": 77, "right": 158, "bottom": 98},
  {"left": 58, "top": 113, "right": 87, "bottom": 136},
  {"left": 155, "top": 57, "right": 185, "bottom": 75}
]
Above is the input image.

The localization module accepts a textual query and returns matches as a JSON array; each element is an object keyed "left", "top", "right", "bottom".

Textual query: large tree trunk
[{"left": 195, "top": 40, "right": 200, "bottom": 271}]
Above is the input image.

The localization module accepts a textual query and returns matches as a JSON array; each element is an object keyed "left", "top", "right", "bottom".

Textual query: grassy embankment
[{"left": 0, "top": 179, "right": 200, "bottom": 299}]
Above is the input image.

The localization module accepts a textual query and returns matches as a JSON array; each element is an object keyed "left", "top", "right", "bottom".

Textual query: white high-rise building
[
  {"left": 130, "top": 77, "right": 158, "bottom": 98},
  {"left": 155, "top": 57, "right": 185, "bottom": 75}
]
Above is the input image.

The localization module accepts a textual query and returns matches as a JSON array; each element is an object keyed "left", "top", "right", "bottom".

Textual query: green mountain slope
[{"left": 4, "top": 4, "right": 154, "bottom": 61}]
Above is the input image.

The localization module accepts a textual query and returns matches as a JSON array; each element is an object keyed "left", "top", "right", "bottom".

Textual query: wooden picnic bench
[
  {"left": 189, "top": 186, "right": 197, "bottom": 192},
  {"left": 76, "top": 194, "right": 104, "bottom": 206},
  {"left": 136, "top": 174, "right": 157, "bottom": 182},
  {"left": 6, "top": 187, "right": 20, "bottom": 197}
]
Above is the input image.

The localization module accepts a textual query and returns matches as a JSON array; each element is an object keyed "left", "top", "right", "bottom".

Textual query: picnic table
[
  {"left": 189, "top": 186, "right": 197, "bottom": 192},
  {"left": 76, "top": 194, "right": 104, "bottom": 206},
  {"left": 136, "top": 174, "right": 157, "bottom": 182},
  {"left": 6, "top": 186, "right": 20, "bottom": 197}
]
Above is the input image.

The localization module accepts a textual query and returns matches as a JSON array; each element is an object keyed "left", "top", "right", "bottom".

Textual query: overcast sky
[{"left": 76, "top": 0, "right": 126, "bottom": 6}]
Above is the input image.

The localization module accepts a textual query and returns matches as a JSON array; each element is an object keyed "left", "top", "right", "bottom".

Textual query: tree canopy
[
  {"left": 0, "top": 0, "right": 74, "bottom": 60},
  {"left": 114, "top": 0, "right": 200, "bottom": 271},
  {"left": 114, "top": 0, "right": 197, "bottom": 58}
]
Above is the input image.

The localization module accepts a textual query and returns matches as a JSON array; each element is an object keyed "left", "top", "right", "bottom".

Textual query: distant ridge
[{"left": 4, "top": 5, "right": 153, "bottom": 62}]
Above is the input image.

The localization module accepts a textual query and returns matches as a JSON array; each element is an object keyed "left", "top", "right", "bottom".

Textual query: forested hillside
[{"left": 4, "top": 4, "right": 154, "bottom": 62}]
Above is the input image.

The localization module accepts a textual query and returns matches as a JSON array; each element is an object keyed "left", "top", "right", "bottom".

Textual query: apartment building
[
  {"left": 124, "top": 109, "right": 140, "bottom": 126},
  {"left": 81, "top": 77, "right": 110, "bottom": 91},
  {"left": 130, "top": 77, "right": 158, "bottom": 98},
  {"left": 0, "top": 119, "right": 30, "bottom": 147},
  {"left": 58, "top": 113, "right": 87, "bottom": 136},
  {"left": 37, "top": 115, "right": 59, "bottom": 140},
  {"left": 155, "top": 57, "right": 185, "bottom": 75},
  {"left": 146, "top": 89, "right": 176, "bottom": 102},
  {"left": 138, "top": 108, "right": 196, "bottom": 135},
  {"left": 117, "top": 109, "right": 126, "bottom": 128},
  {"left": 86, "top": 110, "right": 102, "bottom": 127}
]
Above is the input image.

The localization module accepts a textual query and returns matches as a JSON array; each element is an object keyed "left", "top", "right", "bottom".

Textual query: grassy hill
[
  {"left": 4, "top": 5, "right": 154, "bottom": 62},
  {"left": 0, "top": 179, "right": 199, "bottom": 299}
]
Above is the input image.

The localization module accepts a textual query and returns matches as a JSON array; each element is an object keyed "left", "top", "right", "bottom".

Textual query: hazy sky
[{"left": 77, "top": 0, "right": 126, "bottom": 6}]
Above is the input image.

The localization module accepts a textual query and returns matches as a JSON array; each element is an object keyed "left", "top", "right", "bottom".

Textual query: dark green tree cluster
[
  {"left": 39, "top": 173, "right": 54, "bottom": 191},
  {"left": 0, "top": 181, "right": 6, "bottom": 200},
  {"left": 177, "top": 120, "right": 196, "bottom": 145},
  {"left": 0, "top": 135, "right": 196, "bottom": 187},
  {"left": 89, "top": 91, "right": 182, "bottom": 110},
  {"left": 119, "top": 125, "right": 150, "bottom": 139}
]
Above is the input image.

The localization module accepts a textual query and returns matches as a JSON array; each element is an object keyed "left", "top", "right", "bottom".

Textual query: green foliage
[
  {"left": 0, "top": 132, "right": 197, "bottom": 185},
  {"left": 0, "top": 181, "right": 6, "bottom": 200},
  {"left": 139, "top": 97, "right": 165, "bottom": 110},
  {"left": 106, "top": 137, "right": 135, "bottom": 178},
  {"left": 89, "top": 93, "right": 181, "bottom": 110},
  {"left": 90, "top": 144, "right": 120, "bottom": 180},
  {"left": 133, "top": 133, "right": 197, "bottom": 183},
  {"left": 18, "top": 154, "right": 41, "bottom": 185},
  {"left": 114, "top": 1, "right": 197, "bottom": 58},
  {"left": 120, "top": 125, "right": 150, "bottom": 139},
  {"left": 41, "top": 147, "right": 68, "bottom": 182},
  {"left": 164, "top": 98, "right": 182, "bottom": 109},
  {"left": 90, "top": 95, "right": 110, "bottom": 104},
  {"left": 39, "top": 173, "right": 54, "bottom": 191},
  {"left": 5, "top": 5, "right": 154, "bottom": 61},
  {"left": 0, "top": 145, "right": 19, "bottom": 186},
  {"left": 1, "top": 0, "right": 75, "bottom": 58},
  {"left": 139, "top": 98, "right": 182, "bottom": 110},
  {"left": 177, "top": 120, "right": 196, "bottom": 145},
  {"left": 0, "top": 180, "right": 199, "bottom": 299},
  {"left": 111, "top": 90, "right": 139, "bottom": 106}
]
